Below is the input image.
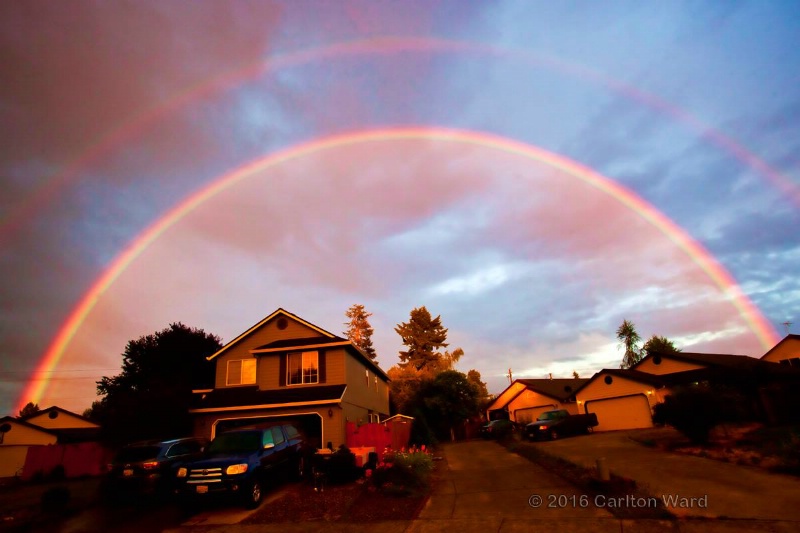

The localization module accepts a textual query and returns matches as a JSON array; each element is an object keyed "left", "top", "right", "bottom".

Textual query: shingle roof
[
  {"left": 190, "top": 384, "right": 347, "bottom": 411},
  {"left": 515, "top": 378, "right": 589, "bottom": 401},
  {"left": 253, "top": 336, "right": 348, "bottom": 350}
]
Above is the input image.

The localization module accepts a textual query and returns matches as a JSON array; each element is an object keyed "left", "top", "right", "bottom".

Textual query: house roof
[
  {"left": 252, "top": 336, "right": 350, "bottom": 351},
  {"left": 634, "top": 351, "right": 798, "bottom": 375},
  {"left": 761, "top": 334, "right": 800, "bottom": 360},
  {"left": 512, "top": 378, "right": 590, "bottom": 402},
  {"left": 207, "top": 308, "right": 337, "bottom": 362},
  {"left": 189, "top": 384, "right": 348, "bottom": 413}
]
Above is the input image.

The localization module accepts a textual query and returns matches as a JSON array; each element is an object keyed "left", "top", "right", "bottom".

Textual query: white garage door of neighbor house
[
  {"left": 586, "top": 395, "right": 653, "bottom": 432},
  {"left": 514, "top": 405, "right": 557, "bottom": 425}
]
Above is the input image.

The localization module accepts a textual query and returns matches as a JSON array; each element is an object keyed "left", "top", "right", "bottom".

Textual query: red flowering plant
[{"left": 365, "top": 445, "right": 434, "bottom": 495}]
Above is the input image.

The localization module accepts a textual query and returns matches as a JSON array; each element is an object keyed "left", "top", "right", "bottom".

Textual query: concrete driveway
[
  {"left": 411, "top": 439, "right": 621, "bottom": 533},
  {"left": 537, "top": 429, "right": 800, "bottom": 522}
]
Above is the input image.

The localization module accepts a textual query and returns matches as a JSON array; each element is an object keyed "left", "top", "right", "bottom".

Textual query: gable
[
  {"left": 576, "top": 371, "right": 661, "bottom": 402},
  {"left": 208, "top": 308, "right": 336, "bottom": 362},
  {"left": 761, "top": 335, "right": 800, "bottom": 365},
  {"left": 634, "top": 355, "right": 706, "bottom": 375},
  {"left": 25, "top": 407, "right": 99, "bottom": 430},
  {"left": 486, "top": 381, "right": 528, "bottom": 412},
  {"left": 507, "top": 389, "right": 561, "bottom": 411},
  {"left": 0, "top": 417, "right": 58, "bottom": 446}
]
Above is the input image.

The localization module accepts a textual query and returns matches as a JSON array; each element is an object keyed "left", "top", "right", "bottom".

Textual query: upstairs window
[
  {"left": 287, "top": 351, "right": 318, "bottom": 385},
  {"left": 227, "top": 359, "right": 257, "bottom": 386}
]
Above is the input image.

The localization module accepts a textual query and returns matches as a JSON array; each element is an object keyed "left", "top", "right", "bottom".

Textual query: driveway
[{"left": 537, "top": 429, "right": 800, "bottom": 522}]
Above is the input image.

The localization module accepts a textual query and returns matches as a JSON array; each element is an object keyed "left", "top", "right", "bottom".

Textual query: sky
[{"left": 1, "top": 1, "right": 798, "bottom": 416}]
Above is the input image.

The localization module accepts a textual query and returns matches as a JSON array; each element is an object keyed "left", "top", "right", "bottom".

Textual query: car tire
[{"left": 244, "top": 480, "right": 263, "bottom": 509}]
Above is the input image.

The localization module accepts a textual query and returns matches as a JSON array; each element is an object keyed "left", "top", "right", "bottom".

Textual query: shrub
[
  {"left": 367, "top": 445, "right": 433, "bottom": 494},
  {"left": 41, "top": 486, "right": 70, "bottom": 513},
  {"left": 653, "top": 386, "right": 724, "bottom": 444},
  {"left": 325, "top": 445, "right": 360, "bottom": 484}
]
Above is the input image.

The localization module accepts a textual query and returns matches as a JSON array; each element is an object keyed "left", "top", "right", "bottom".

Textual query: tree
[
  {"left": 467, "top": 369, "right": 489, "bottom": 400},
  {"left": 414, "top": 370, "right": 482, "bottom": 442},
  {"left": 617, "top": 319, "right": 643, "bottom": 369},
  {"left": 642, "top": 335, "right": 680, "bottom": 357},
  {"left": 394, "top": 307, "right": 451, "bottom": 374},
  {"left": 572, "top": 371, "right": 580, "bottom": 379},
  {"left": 344, "top": 304, "right": 377, "bottom": 361},
  {"left": 18, "top": 402, "right": 40, "bottom": 418},
  {"left": 86, "top": 323, "right": 222, "bottom": 445}
]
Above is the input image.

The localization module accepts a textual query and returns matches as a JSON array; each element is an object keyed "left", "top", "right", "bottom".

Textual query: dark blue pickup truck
[
  {"left": 523, "top": 409, "right": 598, "bottom": 441},
  {"left": 175, "top": 422, "right": 308, "bottom": 508}
]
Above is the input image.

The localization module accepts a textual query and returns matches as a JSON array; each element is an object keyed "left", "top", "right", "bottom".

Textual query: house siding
[
  {"left": 341, "top": 354, "right": 389, "bottom": 418},
  {"left": 576, "top": 373, "right": 663, "bottom": 411},
  {"left": 486, "top": 382, "right": 527, "bottom": 415},
  {"left": 25, "top": 412, "right": 97, "bottom": 430},
  {"left": 761, "top": 337, "right": 800, "bottom": 365},
  {"left": 635, "top": 357, "right": 705, "bottom": 375},
  {"left": 507, "top": 390, "right": 575, "bottom": 424},
  {"left": 0, "top": 422, "right": 57, "bottom": 446}
]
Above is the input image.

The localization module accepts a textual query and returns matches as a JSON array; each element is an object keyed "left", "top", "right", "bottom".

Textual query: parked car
[
  {"left": 104, "top": 437, "right": 208, "bottom": 499},
  {"left": 480, "top": 419, "right": 514, "bottom": 439},
  {"left": 523, "top": 409, "right": 598, "bottom": 440},
  {"left": 175, "top": 422, "right": 308, "bottom": 508}
]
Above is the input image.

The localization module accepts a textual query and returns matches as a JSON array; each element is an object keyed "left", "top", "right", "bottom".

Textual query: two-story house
[{"left": 189, "top": 308, "right": 390, "bottom": 449}]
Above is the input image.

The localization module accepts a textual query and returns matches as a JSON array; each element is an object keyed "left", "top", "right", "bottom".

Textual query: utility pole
[{"left": 507, "top": 368, "right": 513, "bottom": 384}]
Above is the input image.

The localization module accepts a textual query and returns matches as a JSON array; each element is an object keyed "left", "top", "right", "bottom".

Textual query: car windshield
[
  {"left": 208, "top": 432, "right": 262, "bottom": 454},
  {"left": 114, "top": 446, "right": 161, "bottom": 463}
]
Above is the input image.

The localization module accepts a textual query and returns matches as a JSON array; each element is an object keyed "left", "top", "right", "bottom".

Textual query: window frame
[
  {"left": 286, "top": 351, "right": 319, "bottom": 385},
  {"left": 226, "top": 358, "right": 257, "bottom": 386}
]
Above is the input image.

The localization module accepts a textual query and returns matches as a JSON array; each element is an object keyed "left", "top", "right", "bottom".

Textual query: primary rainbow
[{"left": 16, "top": 127, "right": 780, "bottom": 411}]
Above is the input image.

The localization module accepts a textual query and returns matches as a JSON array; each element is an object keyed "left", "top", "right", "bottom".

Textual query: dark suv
[
  {"left": 104, "top": 437, "right": 208, "bottom": 499},
  {"left": 176, "top": 423, "right": 307, "bottom": 508}
]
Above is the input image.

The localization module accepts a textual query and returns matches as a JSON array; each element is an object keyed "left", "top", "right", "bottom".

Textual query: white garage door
[{"left": 586, "top": 395, "right": 653, "bottom": 432}]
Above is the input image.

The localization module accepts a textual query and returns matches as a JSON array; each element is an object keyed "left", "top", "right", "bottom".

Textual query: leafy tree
[
  {"left": 572, "top": 371, "right": 580, "bottom": 379},
  {"left": 18, "top": 402, "right": 40, "bottom": 418},
  {"left": 86, "top": 323, "right": 221, "bottom": 445},
  {"left": 414, "top": 370, "right": 482, "bottom": 442},
  {"left": 387, "top": 364, "right": 426, "bottom": 415},
  {"left": 467, "top": 369, "right": 489, "bottom": 399},
  {"left": 617, "top": 319, "right": 643, "bottom": 369},
  {"left": 642, "top": 335, "right": 680, "bottom": 357},
  {"left": 394, "top": 307, "right": 453, "bottom": 374},
  {"left": 344, "top": 304, "right": 377, "bottom": 361}
]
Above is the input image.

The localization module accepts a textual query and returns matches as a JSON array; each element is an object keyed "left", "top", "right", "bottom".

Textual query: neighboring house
[
  {"left": 21, "top": 406, "right": 101, "bottom": 443},
  {"left": 189, "top": 308, "right": 390, "bottom": 449},
  {"left": 0, "top": 415, "right": 58, "bottom": 478},
  {"left": 760, "top": 334, "right": 800, "bottom": 366},
  {"left": 573, "top": 369, "right": 668, "bottom": 432},
  {"left": 486, "top": 378, "right": 587, "bottom": 425}
]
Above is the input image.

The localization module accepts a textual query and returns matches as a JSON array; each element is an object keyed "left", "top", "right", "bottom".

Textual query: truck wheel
[
  {"left": 549, "top": 430, "right": 558, "bottom": 440},
  {"left": 244, "top": 480, "right": 263, "bottom": 509}
]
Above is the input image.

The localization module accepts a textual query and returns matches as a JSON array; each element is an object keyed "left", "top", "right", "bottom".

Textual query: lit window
[
  {"left": 227, "top": 359, "right": 257, "bottom": 386},
  {"left": 287, "top": 351, "right": 318, "bottom": 385}
]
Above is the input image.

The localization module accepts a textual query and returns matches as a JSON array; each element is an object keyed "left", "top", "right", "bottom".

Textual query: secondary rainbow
[{"left": 16, "top": 127, "right": 780, "bottom": 411}]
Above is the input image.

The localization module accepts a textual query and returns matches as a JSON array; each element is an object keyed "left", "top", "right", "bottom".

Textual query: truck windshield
[
  {"left": 537, "top": 411, "right": 560, "bottom": 421},
  {"left": 208, "top": 432, "right": 262, "bottom": 454}
]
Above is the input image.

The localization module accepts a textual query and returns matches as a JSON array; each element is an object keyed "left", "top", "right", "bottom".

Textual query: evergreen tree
[
  {"left": 344, "top": 304, "right": 377, "bottom": 361},
  {"left": 642, "top": 335, "right": 680, "bottom": 357},
  {"left": 18, "top": 401, "right": 40, "bottom": 418},
  {"left": 394, "top": 306, "right": 450, "bottom": 373}
]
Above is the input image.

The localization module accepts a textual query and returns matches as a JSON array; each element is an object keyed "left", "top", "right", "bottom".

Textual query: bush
[
  {"left": 324, "top": 445, "right": 360, "bottom": 484},
  {"left": 41, "top": 486, "right": 70, "bottom": 513},
  {"left": 367, "top": 446, "right": 433, "bottom": 494},
  {"left": 653, "top": 386, "right": 723, "bottom": 444}
]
